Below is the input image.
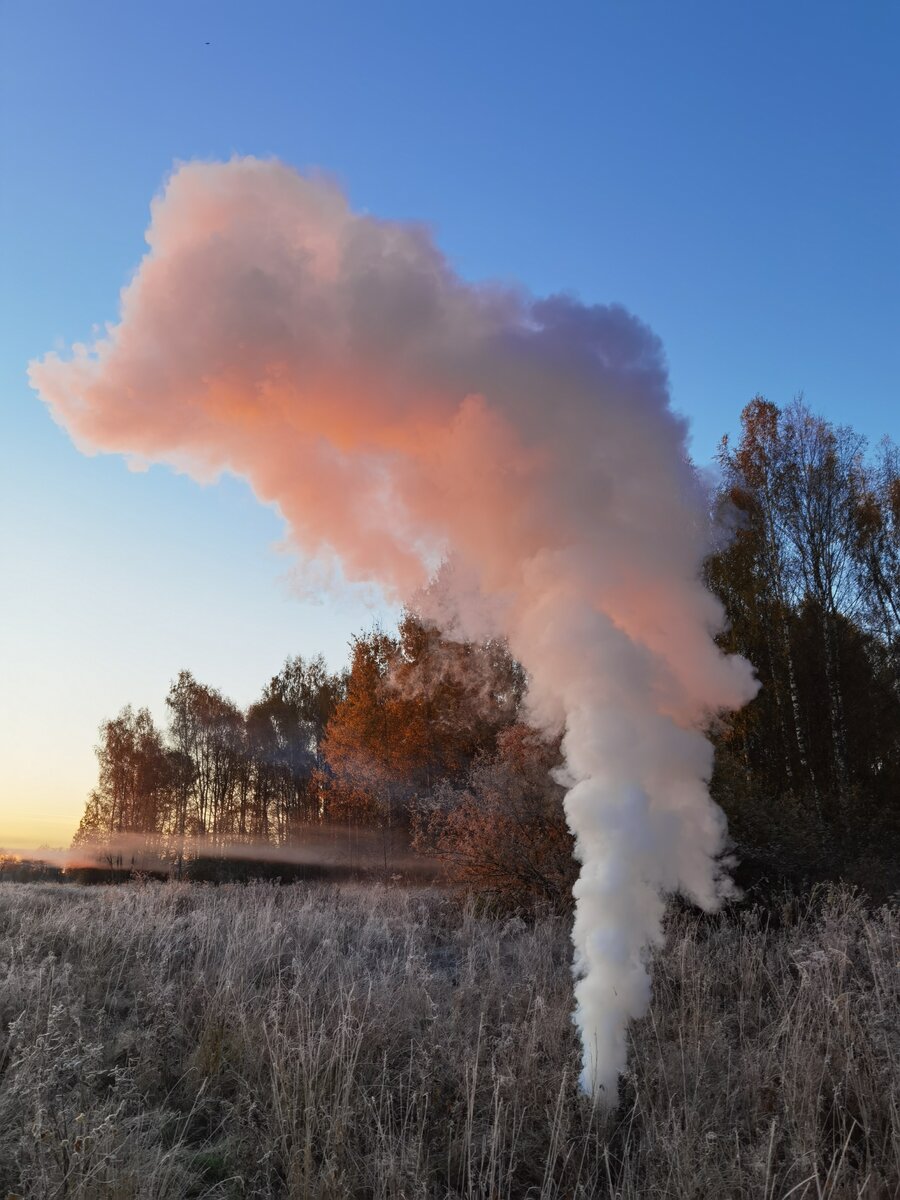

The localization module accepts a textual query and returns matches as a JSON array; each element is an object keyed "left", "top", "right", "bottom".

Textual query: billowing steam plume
[{"left": 30, "top": 158, "right": 757, "bottom": 1098}]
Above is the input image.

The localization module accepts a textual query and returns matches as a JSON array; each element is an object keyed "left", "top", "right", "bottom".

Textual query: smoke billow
[{"left": 29, "top": 157, "right": 757, "bottom": 1098}]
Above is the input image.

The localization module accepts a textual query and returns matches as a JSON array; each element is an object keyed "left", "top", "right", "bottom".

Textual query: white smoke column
[{"left": 29, "top": 157, "right": 758, "bottom": 1098}]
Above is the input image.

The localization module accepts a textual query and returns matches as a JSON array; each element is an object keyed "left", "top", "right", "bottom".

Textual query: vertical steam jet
[{"left": 30, "top": 158, "right": 757, "bottom": 1096}]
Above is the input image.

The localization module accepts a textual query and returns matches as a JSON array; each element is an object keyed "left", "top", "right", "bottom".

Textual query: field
[{"left": 0, "top": 882, "right": 896, "bottom": 1199}]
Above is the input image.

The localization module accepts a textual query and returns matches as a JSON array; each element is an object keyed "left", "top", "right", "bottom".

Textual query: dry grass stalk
[{"left": 0, "top": 881, "right": 896, "bottom": 1198}]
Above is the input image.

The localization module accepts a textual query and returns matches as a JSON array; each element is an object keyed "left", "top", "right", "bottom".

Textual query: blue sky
[{"left": 1, "top": 0, "right": 897, "bottom": 845}]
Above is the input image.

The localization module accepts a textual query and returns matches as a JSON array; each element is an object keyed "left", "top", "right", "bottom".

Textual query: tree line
[
  {"left": 709, "top": 397, "right": 900, "bottom": 895},
  {"left": 72, "top": 613, "right": 542, "bottom": 883},
  {"left": 69, "top": 396, "right": 900, "bottom": 902}
]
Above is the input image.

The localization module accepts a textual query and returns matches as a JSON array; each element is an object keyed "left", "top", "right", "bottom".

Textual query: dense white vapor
[{"left": 29, "top": 157, "right": 757, "bottom": 1098}]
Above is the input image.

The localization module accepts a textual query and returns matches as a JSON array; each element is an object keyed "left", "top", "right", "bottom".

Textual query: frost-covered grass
[{"left": 0, "top": 881, "right": 896, "bottom": 1198}]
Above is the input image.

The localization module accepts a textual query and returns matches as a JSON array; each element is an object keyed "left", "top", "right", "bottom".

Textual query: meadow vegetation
[{"left": 0, "top": 880, "right": 896, "bottom": 1199}]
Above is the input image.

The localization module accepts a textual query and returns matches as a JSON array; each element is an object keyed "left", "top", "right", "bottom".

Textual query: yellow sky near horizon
[
  {"left": 0, "top": 752, "right": 92, "bottom": 850},
  {"left": 0, "top": 806, "right": 81, "bottom": 852}
]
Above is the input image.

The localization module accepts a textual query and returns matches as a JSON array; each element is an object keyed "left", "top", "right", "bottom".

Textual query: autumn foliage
[
  {"left": 70, "top": 398, "right": 900, "bottom": 903},
  {"left": 414, "top": 724, "right": 576, "bottom": 910},
  {"left": 707, "top": 397, "right": 900, "bottom": 893}
]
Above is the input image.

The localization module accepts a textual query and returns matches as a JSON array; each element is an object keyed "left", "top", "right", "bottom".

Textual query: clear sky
[{"left": 1, "top": 0, "right": 897, "bottom": 848}]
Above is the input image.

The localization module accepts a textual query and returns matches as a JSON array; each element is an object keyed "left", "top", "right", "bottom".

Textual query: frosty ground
[{"left": 0, "top": 881, "right": 896, "bottom": 1198}]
